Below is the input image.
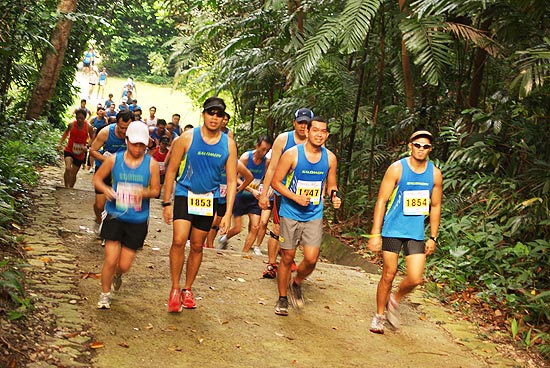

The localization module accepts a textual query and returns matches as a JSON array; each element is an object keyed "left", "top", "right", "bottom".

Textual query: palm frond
[
  {"left": 511, "top": 45, "right": 550, "bottom": 98},
  {"left": 444, "top": 22, "right": 503, "bottom": 58},
  {"left": 291, "top": 0, "right": 382, "bottom": 88},
  {"left": 400, "top": 16, "right": 453, "bottom": 85}
]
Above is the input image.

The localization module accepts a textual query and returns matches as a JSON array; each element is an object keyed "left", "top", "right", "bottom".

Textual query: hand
[
  {"left": 258, "top": 195, "right": 269, "bottom": 210},
  {"left": 104, "top": 187, "right": 116, "bottom": 201},
  {"left": 218, "top": 214, "right": 231, "bottom": 235},
  {"left": 163, "top": 206, "right": 173, "bottom": 225},
  {"left": 331, "top": 193, "right": 342, "bottom": 209},
  {"left": 425, "top": 239, "right": 436, "bottom": 255},
  {"left": 295, "top": 194, "right": 310, "bottom": 207},
  {"left": 367, "top": 237, "right": 382, "bottom": 252}
]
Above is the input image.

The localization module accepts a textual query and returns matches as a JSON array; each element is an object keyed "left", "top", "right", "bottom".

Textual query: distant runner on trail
[
  {"left": 367, "top": 130, "right": 442, "bottom": 334},
  {"left": 162, "top": 97, "right": 237, "bottom": 312},
  {"left": 93, "top": 121, "right": 160, "bottom": 309},
  {"left": 82, "top": 47, "right": 95, "bottom": 75},
  {"left": 271, "top": 116, "right": 341, "bottom": 316},
  {"left": 258, "top": 108, "right": 314, "bottom": 279},
  {"left": 58, "top": 109, "right": 93, "bottom": 188}
]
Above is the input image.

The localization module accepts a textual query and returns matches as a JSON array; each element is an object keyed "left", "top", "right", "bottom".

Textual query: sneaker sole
[
  {"left": 274, "top": 309, "right": 288, "bottom": 316},
  {"left": 97, "top": 304, "right": 110, "bottom": 309},
  {"left": 369, "top": 328, "right": 384, "bottom": 334}
]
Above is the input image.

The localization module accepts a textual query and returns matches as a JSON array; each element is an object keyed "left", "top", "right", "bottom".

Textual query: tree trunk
[
  {"left": 399, "top": 0, "right": 414, "bottom": 110},
  {"left": 467, "top": 18, "right": 492, "bottom": 109},
  {"left": 341, "top": 33, "right": 370, "bottom": 191},
  {"left": 368, "top": 9, "right": 386, "bottom": 202},
  {"left": 26, "top": 0, "right": 77, "bottom": 120}
]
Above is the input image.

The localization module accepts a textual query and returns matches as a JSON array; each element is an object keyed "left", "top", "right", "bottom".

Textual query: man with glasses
[
  {"left": 258, "top": 108, "right": 314, "bottom": 279},
  {"left": 271, "top": 116, "right": 341, "bottom": 316},
  {"left": 90, "top": 110, "right": 134, "bottom": 225},
  {"left": 367, "top": 130, "right": 442, "bottom": 334},
  {"left": 162, "top": 97, "right": 238, "bottom": 312}
]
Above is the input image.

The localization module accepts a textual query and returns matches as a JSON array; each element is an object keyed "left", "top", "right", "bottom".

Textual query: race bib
[
  {"left": 158, "top": 161, "right": 165, "bottom": 174},
  {"left": 296, "top": 180, "right": 322, "bottom": 205},
  {"left": 188, "top": 191, "right": 214, "bottom": 216},
  {"left": 116, "top": 182, "right": 143, "bottom": 212},
  {"left": 219, "top": 184, "right": 227, "bottom": 198},
  {"left": 72, "top": 143, "right": 85, "bottom": 155},
  {"left": 403, "top": 190, "right": 430, "bottom": 215}
]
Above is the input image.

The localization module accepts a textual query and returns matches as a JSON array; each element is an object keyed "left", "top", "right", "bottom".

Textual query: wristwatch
[{"left": 429, "top": 236, "right": 438, "bottom": 243}]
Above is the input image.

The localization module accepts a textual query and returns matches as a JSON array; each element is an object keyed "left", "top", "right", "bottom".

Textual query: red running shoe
[
  {"left": 182, "top": 289, "right": 196, "bottom": 309},
  {"left": 262, "top": 263, "right": 278, "bottom": 279},
  {"left": 168, "top": 288, "right": 182, "bottom": 313}
]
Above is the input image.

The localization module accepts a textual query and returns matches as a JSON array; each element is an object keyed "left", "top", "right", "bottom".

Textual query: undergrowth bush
[{"left": 0, "top": 118, "right": 59, "bottom": 319}]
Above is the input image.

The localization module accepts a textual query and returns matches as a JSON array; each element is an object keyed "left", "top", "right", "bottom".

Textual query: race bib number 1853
[{"left": 188, "top": 191, "right": 214, "bottom": 216}]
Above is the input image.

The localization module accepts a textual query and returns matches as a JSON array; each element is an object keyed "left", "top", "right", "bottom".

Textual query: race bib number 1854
[{"left": 403, "top": 190, "right": 430, "bottom": 215}]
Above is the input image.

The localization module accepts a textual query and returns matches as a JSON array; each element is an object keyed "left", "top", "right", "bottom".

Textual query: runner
[
  {"left": 58, "top": 109, "right": 93, "bottom": 188},
  {"left": 219, "top": 135, "right": 272, "bottom": 254},
  {"left": 97, "top": 67, "right": 108, "bottom": 99},
  {"left": 258, "top": 108, "right": 314, "bottom": 278},
  {"left": 82, "top": 47, "right": 95, "bottom": 75},
  {"left": 162, "top": 97, "right": 238, "bottom": 312},
  {"left": 205, "top": 160, "right": 254, "bottom": 249},
  {"left": 89, "top": 110, "right": 134, "bottom": 225},
  {"left": 367, "top": 130, "right": 442, "bottom": 334},
  {"left": 220, "top": 112, "right": 234, "bottom": 139},
  {"left": 149, "top": 136, "right": 170, "bottom": 186},
  {"left": 88, "top": 67, "right": 99, "bottom": 100},
  {"left": 144, "top": 106, "right": 158, "bottom": 128},
  {"left": 94, "top": 121, "right": 160, "bottom": 309},
  {"left": 271, "top": 116, "right": 341, "bottom": 316}
]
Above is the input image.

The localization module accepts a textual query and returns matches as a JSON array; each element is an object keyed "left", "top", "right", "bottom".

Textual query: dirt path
[{"left": 21, "top": 166, "right": 524, "bottom": 368}]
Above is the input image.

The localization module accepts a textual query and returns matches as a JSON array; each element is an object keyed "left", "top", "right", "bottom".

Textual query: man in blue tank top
[
  {"left": 162, "top": 97, "right": 238, "bottom": 312},
  {"left": 258, "top": 108, "right": 313, "bottom": 279},
  {"left": 93, "top": 121, "right": 160, "bottom": 309},
  {"left": 90, "top": 110, "right": 134, "bottom": 225},
  {"left": 219, "top": 135, "right": 272, "bottom": 254},
  {"left": 367, "top": 130, "right": 443, "bottom": 334},
  {"left": 271, "top": 117, "right": 341, "bottom": 316}
]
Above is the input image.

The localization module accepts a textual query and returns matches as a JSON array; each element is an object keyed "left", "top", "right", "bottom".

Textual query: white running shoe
[{"left": 253, "top": 246, "right": 262, "bottom": 256}]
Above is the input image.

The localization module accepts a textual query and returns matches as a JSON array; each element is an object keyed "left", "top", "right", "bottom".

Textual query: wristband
[
  {"left": 161, "top": 202, "right": 172, "bottom": 207},
  {"left": 368, "top": 234, "right": 381, "bottom": 238}
]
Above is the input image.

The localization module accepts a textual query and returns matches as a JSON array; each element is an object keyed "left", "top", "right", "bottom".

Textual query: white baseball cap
[{"left": 126, "top": 121, "right": 150, "bottom": 145}]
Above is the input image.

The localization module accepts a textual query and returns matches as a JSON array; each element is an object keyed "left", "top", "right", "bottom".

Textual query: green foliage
[{"left": 0, "top": 259, "right": 32, "bottom": 320}]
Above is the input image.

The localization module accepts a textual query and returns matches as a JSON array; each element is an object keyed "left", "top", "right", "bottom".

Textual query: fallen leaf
[
  {"left": 23, "top": 246, "right": 34, "bottom": 251},
  {"left": 63, "top": 332, "right": 80, "bottom": 339},
  {"left": 419, "top": 315, "right": 426, "bottom": 321},
  {"left": 144, "top": 323, "right": 154, "bottom": 330},
  {"left": 197, "top": 337, "right": 204, "bottom": 344},
  {"left": 11, "top": 223, "right": 21, "bottom": 230},
  {"left": 237, "top": 278, "right": 246, "bottom": 283},
  {"left": 163, "top": 325, "right": 178, "bottom": 331},
  {"left": 332, "top": 326, "right": 338, "bottom": 330},
  {"left": 209, "top": 286, "right": 216, "bottom": 290},
  {"left": 118, "top": 342, "right": 130, "bottom": 348},
  {"left": 244, "top": 320, "right": 260, "bottom": 326},
  {"left": 242, "top": 255, "right": 252, "bottom": 260},
  {"left": 168, "top": 346, "right": 183, "bottom": 352},
  {"left": 40, "top": 257, "right": 51, "bottom": 263},
  {"left": 90, "top": 341, "right": 104, "bottom": 349},
  {"left": 80, "top": 272, "right": 101, "bottom": 279},
  {"left": 316, "top": 278, "right": 325, "bottom": 282}
]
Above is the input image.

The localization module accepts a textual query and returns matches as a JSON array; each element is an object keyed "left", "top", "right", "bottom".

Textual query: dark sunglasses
[
  {"left": 205, "top": 109, "right": 225, "bottom": 118},
  {"left": 412, "top": 142, "right": 432, "bottom": 149}
]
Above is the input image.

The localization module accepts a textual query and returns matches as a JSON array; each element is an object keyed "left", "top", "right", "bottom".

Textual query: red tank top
[
  {"left": 152, "top": 147, "right": 168, "bottom": 174},
  {"left": 64, "top": 121, "right": 89, "bottom": 160}
]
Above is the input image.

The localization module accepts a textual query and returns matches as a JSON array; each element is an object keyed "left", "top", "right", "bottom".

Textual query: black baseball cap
[{"left": 294, "top": 108, "right": 314, "bottom": 122}]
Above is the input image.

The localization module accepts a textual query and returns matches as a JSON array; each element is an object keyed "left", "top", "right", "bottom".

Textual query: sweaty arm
[
  {"left": 259, "top": 134, "right": 287, "bottom": 209},
  {"left": 219, "top": 140, "right": 238, "bottom": 233},
  {"left": 325, "top": 151, "right": 341, "bottom": 209},
  {"left": 162, "top": 130, "right": 192, "bottom": 224},
  {"left": 425, "top": 168, "right": 443, "bottom": 255},
  {"left": 271, "top": 147, "right": 311, "bottom": 207},
  {"left": 367, "top": 161, "right": 402, "bottom": 252},
  {"left": 93, "top": 155, "right": 116, "bottom": 200},
  {"left": 237, "top": 160, "right": 254, "bottom": 194},
  {"left": 89, "top": 127, "right": 109, "bottom": 163},
  {"left": 58, "top": 123, "right": 73, "bottom": 150}
]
